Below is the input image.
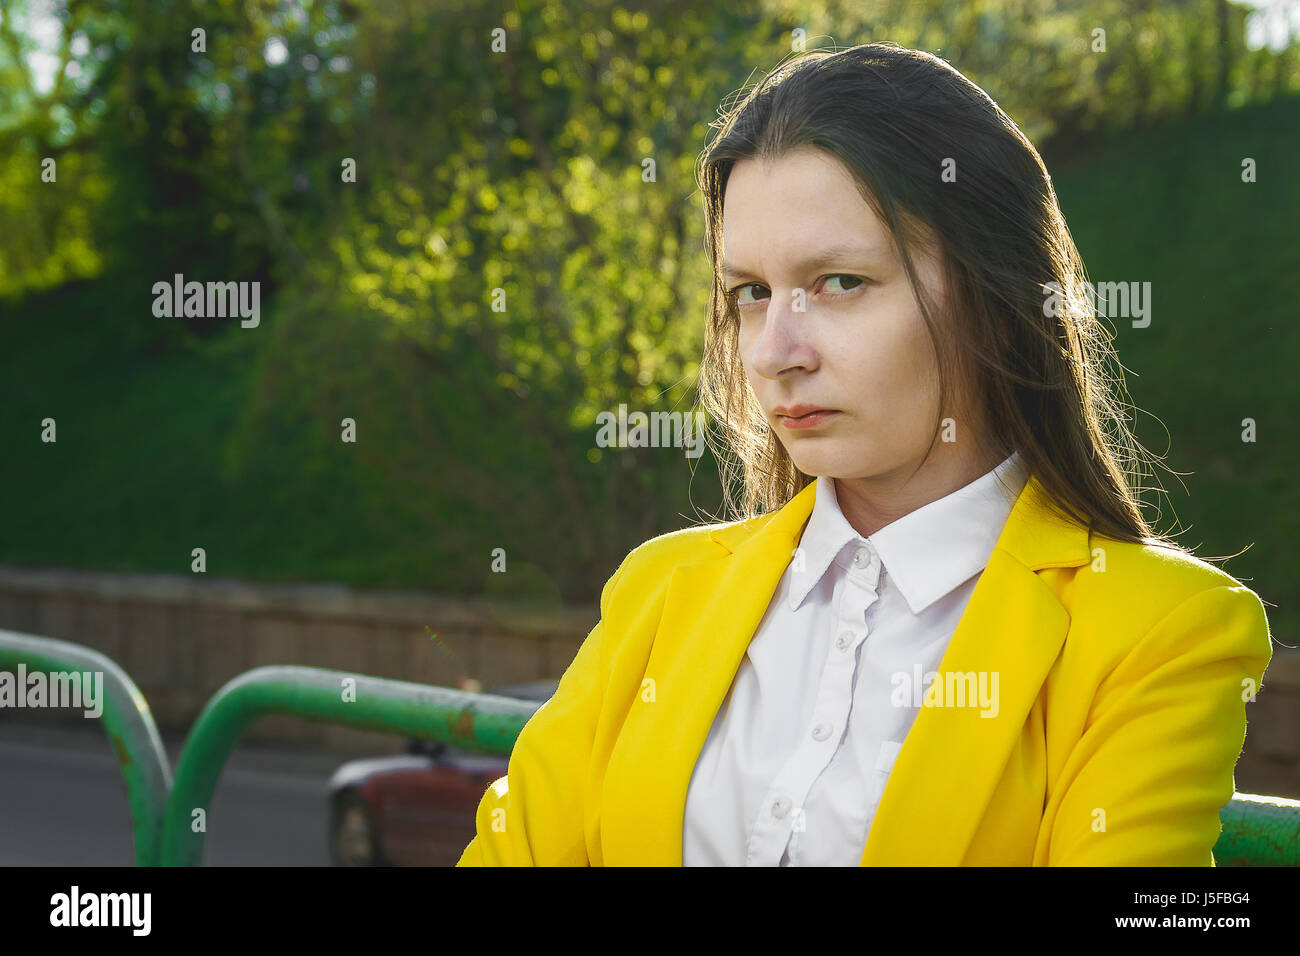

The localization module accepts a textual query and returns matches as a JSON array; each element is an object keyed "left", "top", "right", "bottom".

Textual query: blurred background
[{"left": 0, "top": 0, "right": 1297, "bottom": 865}]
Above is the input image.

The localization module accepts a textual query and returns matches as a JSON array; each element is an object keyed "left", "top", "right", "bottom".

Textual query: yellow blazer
[{"left": 458, "top": 473, "right": 1273, "bottom": 865}]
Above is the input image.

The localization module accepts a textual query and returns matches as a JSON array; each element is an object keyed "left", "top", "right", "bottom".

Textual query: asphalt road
[{"left": 0, "top": 719, "right": 372, "bottom": 866}]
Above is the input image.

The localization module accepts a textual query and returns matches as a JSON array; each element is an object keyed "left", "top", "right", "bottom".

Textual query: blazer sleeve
[
  {"left": 455, "top": 551, "right": 632, "bottom": 866},
  {"left": 1045, "top": 584, "right": 1273, "bottom": 865}
]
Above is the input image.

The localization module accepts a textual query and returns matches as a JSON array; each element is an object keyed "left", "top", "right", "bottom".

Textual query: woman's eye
[
  {"left": 728, "top": 275, "right": 865, "bottom": 308},
  {"left": 730, "top": 283, "right": 769, "bottom": 306},
  {"left": 823, "top": 274, "right": 864, "bottom": 294}
]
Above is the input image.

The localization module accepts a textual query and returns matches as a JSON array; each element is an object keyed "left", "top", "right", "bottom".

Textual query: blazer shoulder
[
  {"left": 623, "top": 505, "right": 791, "bottom": 567},
  {"left": 599, "top": 514, "right": 764, "bottom": 609},
  {"left": 1070, "top": 533, "right": 1271, "bottom": 659},
  {"left": 587, "top": 522, "right": 722, "bottom": 630},
  {"left": 1083, "top": 533, "right": 1256, "bottom": 601},
  {"left": 623, "top": 519, "right": 734, "bottom": 574}
]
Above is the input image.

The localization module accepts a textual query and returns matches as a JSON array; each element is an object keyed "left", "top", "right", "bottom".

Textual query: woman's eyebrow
[{"left": 720, "top": 240, "right": 886, "bottom": 280}]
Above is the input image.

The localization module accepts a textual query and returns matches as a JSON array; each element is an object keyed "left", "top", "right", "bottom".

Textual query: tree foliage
[{"left": 2, "top": 0, "right": 1296, "bottom": 597}]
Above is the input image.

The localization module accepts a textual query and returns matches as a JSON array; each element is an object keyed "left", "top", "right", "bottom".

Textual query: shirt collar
[{"left": 788, "top": 451, "right": 1029, "bottom": 615}]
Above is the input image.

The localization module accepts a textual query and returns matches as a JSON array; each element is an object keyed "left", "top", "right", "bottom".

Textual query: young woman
[{"left": 458, "top": 42, "right": 1273, "bottom": 866}]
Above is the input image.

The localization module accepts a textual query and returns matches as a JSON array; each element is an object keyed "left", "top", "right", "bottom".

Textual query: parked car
[{"left": 327, "top": 680, "right": 559, "bottom": 866}]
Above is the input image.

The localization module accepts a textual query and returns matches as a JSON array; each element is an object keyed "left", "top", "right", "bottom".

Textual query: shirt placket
[{"left": 745, "top": 541, "right": 883, "bottom": 866}]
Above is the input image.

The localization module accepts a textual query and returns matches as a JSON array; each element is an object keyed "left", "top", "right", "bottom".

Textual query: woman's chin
[{"left": 787, "top": 448, "right": 850, "bottom": 477}]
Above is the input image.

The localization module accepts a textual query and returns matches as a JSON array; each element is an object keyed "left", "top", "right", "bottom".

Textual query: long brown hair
[{"left": 694, "top": 41, "right": 1191, "bottom": 554}]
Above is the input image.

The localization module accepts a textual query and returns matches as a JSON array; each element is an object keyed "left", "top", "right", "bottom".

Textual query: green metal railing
[
  {"left": 161, "top": 665, "right": 538, "bottom": 866},
  {"left": 0, "top": 628, "right": 172, "bottom": 866},
  {"left": 2, "top": 630, "right": 1299, "bottom": 866},
  {"left": 1214, "top": 792, "right": 1300, "bottom": 866}
]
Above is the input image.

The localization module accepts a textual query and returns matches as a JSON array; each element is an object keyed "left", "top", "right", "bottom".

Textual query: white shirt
[{"left": 682, "top": 452, "right": 1029, "bottom": 866}]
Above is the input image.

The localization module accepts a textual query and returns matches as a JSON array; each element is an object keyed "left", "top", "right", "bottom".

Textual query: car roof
[{"left": 486, "top": 679, "right": 559, "bottom": 702}]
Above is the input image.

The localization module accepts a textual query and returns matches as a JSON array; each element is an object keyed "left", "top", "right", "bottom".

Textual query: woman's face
[{"left": 722, "top": 146, "right": 985, "bottom": 492}]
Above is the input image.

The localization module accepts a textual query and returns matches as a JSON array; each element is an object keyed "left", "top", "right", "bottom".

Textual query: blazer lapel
[
  {"left": 861, "top": 473, "right": 1092, "bottom": 864},
  {"left": 610, "top": 481, "right": 817, "bottom": 865},
  {"left": 610, "top": 472, "right": 1091, "bottom": 866}
]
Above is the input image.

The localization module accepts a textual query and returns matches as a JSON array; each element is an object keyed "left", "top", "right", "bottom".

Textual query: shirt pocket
[{"left": 871, "top": 740, "right": 905, "bottom": 804}]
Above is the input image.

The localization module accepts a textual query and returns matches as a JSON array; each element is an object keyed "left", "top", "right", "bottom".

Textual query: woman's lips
[{"left": 778, "top": 409, "right": 840, "bottom": 430}]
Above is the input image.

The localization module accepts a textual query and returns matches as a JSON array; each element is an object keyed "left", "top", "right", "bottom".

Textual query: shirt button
[
  {"left": 771, "top": 796, "right": 790, "bottom": 818},
  {"left": 853, "top": 547, "right": 871, "bottom": 568},
  {"left": 835, "top": 631, "right": 851, "bottom": 650},
  {"left": 812, "top": 723, "right": 832, "bottom": 741}
]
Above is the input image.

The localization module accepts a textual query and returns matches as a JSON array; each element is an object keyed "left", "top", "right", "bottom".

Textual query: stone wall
[
  {"left": 0, "top": 564, "right": 1296, "bottom": 799},
  {"left": 0, "top": 565, "right": 596, "bottom": 752},
  {"left": 1239, "top": 650, "right": 1300, "bottom": 800}
]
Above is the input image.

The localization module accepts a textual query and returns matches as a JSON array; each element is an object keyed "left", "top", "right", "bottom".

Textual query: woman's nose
[{"left": 747, "top": 293, "right": 818, "bottom": 379}]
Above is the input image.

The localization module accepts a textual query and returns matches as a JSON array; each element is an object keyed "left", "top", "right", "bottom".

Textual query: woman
[{"left": 458, "top": 42, "right": 1273, "bottom": 866}]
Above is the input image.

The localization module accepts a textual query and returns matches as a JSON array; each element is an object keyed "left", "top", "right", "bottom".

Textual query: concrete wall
[
  {"left": 0, "top": 564, "right": 1296, "bottom": 799},
  {"left": 1238, "top": 650, "right": 1300, "bottom": 800},
  {"left": 0, "top": 565, "right": 596, "bottom": 752}
]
